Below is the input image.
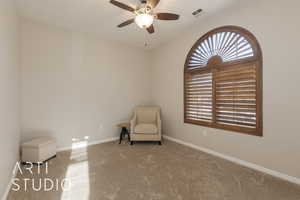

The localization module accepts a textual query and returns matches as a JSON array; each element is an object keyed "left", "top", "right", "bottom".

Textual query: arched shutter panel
[{"left": 186, "top": 31, "right": 255, "bottom": 71}]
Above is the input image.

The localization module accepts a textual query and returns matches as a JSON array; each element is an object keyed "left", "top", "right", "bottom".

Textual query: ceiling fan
[{"left": 110, "top": 0, "right": 180, "bottom": 34}]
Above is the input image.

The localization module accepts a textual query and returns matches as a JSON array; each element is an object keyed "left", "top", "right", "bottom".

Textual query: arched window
[{"left": 184, "top": 26, "right": 262, "bottom": 136}]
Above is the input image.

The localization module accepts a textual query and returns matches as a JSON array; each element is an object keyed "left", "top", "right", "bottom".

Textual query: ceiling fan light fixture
[
  {"left": 135, "top": 13, "right": 154, "bottom": 28},
  {"left": 110, "top": 0, "right": 179, "bottom": 34}
]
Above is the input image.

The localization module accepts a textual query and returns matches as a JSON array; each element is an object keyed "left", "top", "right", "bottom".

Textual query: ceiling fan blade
[
  {"left": 110, "top": 0, "right": 135, "bottom": 12},
  {"left": 147, "top": 24, "right": 155, "bottom": 34},
  {"left": 118, "top": 19, "right": 135, "bottom": 28},
  {"left": 156, "top": 13, "right": 180, "bottom": 20},
  {"left": 147, "top": 0, "right": 160, "bottom": 8}
]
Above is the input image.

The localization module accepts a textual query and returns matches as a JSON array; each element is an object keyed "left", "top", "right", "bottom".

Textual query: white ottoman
[{"left": 21, "top": 136, "right": 57, "bottom": 164}]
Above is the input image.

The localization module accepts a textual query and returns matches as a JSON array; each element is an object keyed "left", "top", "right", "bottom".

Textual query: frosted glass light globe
[{"left": 135, "top": 13, "right": 154, "bottom": 28}]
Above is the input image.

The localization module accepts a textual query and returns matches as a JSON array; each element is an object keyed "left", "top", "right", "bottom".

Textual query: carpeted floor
[{"left": 7, "top": 139, "right": 300, "bottom": 200}]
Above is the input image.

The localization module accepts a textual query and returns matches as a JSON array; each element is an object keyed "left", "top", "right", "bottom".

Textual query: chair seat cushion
[{"left": 134, "top": 124, "right": 157, "bottom": 134}]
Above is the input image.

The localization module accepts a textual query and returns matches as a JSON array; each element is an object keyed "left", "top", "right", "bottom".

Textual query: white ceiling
[{"left": 16, "top": 0, "right": 237, "bottom": 49}]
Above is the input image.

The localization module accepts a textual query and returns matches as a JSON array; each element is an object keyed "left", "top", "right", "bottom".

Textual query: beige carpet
[{"left": 7, "top": 140, "right": 300, "bottom": 200}]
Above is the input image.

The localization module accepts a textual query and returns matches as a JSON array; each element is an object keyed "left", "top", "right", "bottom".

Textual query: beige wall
[
  {"left": 151, "top": 0, "right": 300, "bottom": 178},
  {"left": 0, "top": 0, "right": 20, "bottom": 197},
  {"left": 21, "top": 20, "right": 151, "bottom": 149}
]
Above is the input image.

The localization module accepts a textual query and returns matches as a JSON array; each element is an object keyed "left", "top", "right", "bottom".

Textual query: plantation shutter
[
  {"left": 215, "top": 63, "right": 257, "bottom": 130},
  {"left": 184, "top": 26, "right": 262, "bottom": 136},
  {"left": 185, "top": 72, "right": 213, "bottom": 123}
]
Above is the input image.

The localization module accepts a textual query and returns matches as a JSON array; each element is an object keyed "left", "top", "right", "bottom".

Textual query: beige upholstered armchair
[{"left": 130, "top": 106, "right": 162, "bottom": 145}]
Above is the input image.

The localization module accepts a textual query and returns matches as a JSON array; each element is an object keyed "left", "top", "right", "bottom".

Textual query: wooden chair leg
[
  {"left": 126, "top": 128, "right": 131, "bottom": 143},
  {"left": 158, "top": 141, "right": 162, "bottom": 145},
  {"left": 130, "top": 141, "right": 133, "bottom": 145},
  {"left": 119, "top": 127, "right": 126, "bottom": 144}
]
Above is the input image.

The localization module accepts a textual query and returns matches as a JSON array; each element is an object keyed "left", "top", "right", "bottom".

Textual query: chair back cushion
[
  {"left": 134, "top": 124, "right": 158, "bottom": 134},
  {"left": 135, "top": 106, "right": 160, "bottom": 124}
]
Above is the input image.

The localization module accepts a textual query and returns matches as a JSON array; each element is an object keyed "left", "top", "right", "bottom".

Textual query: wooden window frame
[{"left": 184, "top": 26, "right": 263, "bottom": 137}]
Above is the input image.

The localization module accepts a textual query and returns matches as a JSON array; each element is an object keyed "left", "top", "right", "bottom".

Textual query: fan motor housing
[{"left": 137, "top": 1, "right": 152, "bottom": 13}]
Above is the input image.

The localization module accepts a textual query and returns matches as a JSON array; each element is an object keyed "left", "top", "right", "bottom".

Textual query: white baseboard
[
  {"left": 58, "top": 137, "right": 119, "bottom": 152},
  {"left": 163, "top": 135, "right": 300, "bottom": 185},
  {"left": 1, "top": 165, "right": 18, "bottom": 200}
]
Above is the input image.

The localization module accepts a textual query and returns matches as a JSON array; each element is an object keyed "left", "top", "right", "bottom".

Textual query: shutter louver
[
  {"left": 215, "top": 64, "right": 257, "bottom": 129},
  {"left": 185, "top": 72, "right": 213, "bottom": 123}
]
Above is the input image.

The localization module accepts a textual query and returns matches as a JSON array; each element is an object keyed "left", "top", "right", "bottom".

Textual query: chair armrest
[
  {"left": 130, "top": 114, "right": 137, "bottom": 134},
  {"left": 157, "top": 112, "right": 162, "bottom": 137}
]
